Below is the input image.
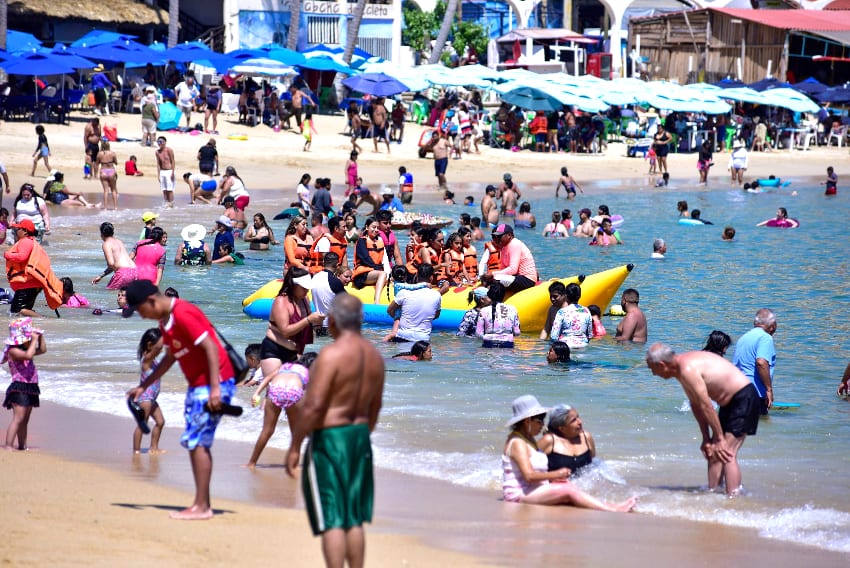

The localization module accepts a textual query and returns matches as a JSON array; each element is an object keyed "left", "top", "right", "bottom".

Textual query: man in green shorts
[{"left": 286, "top": 294, "right": 385, "bottom": 567}]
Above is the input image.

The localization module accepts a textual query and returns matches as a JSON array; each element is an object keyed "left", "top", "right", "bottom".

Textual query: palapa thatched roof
[{"left": 9, "top": 0, "right": 169, "bottom": 26}]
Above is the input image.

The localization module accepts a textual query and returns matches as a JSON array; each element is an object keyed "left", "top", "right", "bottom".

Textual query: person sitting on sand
[
  {"left": 538, "top": 404, "right": 596, "bottom": 478},
  {"left": 44, "top": 172, "right": 96, "bottom": 207},
  {"left": 502, "top": 395, "right": 637, "bottom": 512}
]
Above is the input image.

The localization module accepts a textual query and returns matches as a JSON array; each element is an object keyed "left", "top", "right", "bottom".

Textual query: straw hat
[{"left": 505, "top": 395, "right": 548, "bottom": 427}]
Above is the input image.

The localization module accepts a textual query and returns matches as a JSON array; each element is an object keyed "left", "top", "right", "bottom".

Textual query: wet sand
[
  {"left": 1, "top": 109, "right": 849, "bottom": 565},
  {"left": 2, "top": 401, "right": 846, "bottom": 566}
]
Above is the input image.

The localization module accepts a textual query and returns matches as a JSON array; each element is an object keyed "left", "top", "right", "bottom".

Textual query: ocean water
[{"left": 9, "top": 179, "right": 850, "bottom": 554}]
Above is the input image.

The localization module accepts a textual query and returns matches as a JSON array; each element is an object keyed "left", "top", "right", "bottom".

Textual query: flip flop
[
  {"left": 127, "top": 399, "right": 151, "bottom": 434},
  {"left": 203, "top": 402, "right": 243, "bottom": 417}
]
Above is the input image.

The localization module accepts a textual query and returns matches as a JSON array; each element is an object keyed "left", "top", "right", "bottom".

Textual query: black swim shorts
[
  {"left": 259, "top": 337, "right": 298, "bottom": 363},
  {"left": 10, "top": 288, "right": 41, "bottom": 314},
  {"left": 719, "top": 383, "right": 760, "bottom": 437}
]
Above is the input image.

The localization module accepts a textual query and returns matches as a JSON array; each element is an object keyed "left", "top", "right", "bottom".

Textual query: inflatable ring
[
  {"left": 756, "top": 178, "right": 791, "bottom": 188},
  {"left": 228, "top": 134, "right": 249, "bottom": 141},
  {"left": 678, "top": 218, "right": 705, "bottom": 226}
]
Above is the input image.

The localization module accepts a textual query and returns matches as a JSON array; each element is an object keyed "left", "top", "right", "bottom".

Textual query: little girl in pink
[{"left": 2, "top": 317, "right": 46, "bottom": 450}]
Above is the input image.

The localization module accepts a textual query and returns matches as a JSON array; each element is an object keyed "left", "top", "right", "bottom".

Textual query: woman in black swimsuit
[
  {"left": 653, "top": 124, "right": 673, "bottom": 174},
  {"left": 538, "top": 404, "right": 596, "bottom": 477}
]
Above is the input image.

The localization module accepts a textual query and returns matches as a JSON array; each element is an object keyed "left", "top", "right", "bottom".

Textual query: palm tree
[
  {"left": 0, "top": 0, "right": 7, "bottom": 51},
  {"left": 287, "top": 0, "right": 300, "bottom": 50},
  {"left": 168, "top": 0, "right": 179, "bottom": 48},
  {"left": 429, "top": 0, "right": 459, "bottom": 64},
  {"left": 334, "top": 0, "right": 367, "bottom": 102}
]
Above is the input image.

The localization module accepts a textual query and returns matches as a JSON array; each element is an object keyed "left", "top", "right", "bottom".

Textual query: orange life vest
[
  {"left": 405, "top": 241, "right": 424, "bottom": 276},
  {"left": 353, "top": 235, "right": 385, "bottom": 278},
  {"left": 6, "top": 238, "right": 62, "bottom": 308},
  {"left": 484, "top": 241, "right": 501, "bottom": 273},
  {"left": 463, "top": 245, "right": 479, "bottom": 281},
  {"left": 284, "top": 234, "right": 312, "bottom": 271},
  {"left": 425, "top": 246, "right": 446, "bottom": 282},
  {"left": 307, "top": 234, "right": 348, "bottom": 274},
  {"left": 444, "top": 249, "right": 464, "bottom": 282}
]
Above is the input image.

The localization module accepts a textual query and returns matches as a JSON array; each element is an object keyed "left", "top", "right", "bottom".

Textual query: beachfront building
[
  {"left": 221, "top": 0, "right": 402, "bottom": 62},
  {"left": 629, "top": 6, "right": 850, "bottom": 84}
]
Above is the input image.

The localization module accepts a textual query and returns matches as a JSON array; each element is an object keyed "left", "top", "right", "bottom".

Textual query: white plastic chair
[{"left": 828, "top": 124, "right": 847, "bottom": 147}]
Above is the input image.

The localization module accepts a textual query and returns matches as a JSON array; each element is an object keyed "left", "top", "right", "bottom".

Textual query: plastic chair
[
  {"left": 411, "top": 100, "right": 429, "bottom": 125},
  {"left": 828, "top": 125, "right": 847, "bottom": 147}
]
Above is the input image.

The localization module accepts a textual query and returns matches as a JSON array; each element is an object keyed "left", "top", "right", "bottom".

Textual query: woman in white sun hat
[{"left": 501, "top": 394, "right": 637, "bottom": 512}]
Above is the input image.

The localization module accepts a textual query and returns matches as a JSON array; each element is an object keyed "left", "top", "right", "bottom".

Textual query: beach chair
[
  {"left": 626, "top": 137, "right": 653, "bottom": 157},
  {"left": 411, "top": 100, "right": 430, "bottom": 125},
  {"left": 827, "top": 124, "right": 847, "bottom": 147}
]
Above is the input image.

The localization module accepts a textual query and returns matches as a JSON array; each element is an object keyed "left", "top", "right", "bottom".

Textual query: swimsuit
[
  {"left": 137, "top": 360, "right": 161, "bottom": 404},
  {"left": 502, "top": 437, "right": 548, "bottom": 502},
  {"left": 545, "top": 432, "right": 593, "bottom": 475},
  {"left": 3, "top": 357, "right": 40, "bottom": 409},
  {"left": 302, "top": 423, "right": 374, "bottom": 535},
  {"left": 107, "top": 267, "right": 138, "bottom": 290},
  {"left": 719, "top": 383, "right": 760, "bottom": 438},
  {"left": 267, "top": 362, "right": 310, "bottom": 408}
]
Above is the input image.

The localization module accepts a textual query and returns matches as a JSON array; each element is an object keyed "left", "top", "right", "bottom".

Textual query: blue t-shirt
[
  {"left": 379, "top": 197, "right": 405, "bottom": 213},
  {"left": 732, "top": 327, "right": 775, "bottom": 398},
  {"left": 213, "top": 230, "right": 234, "bottom": 261}
]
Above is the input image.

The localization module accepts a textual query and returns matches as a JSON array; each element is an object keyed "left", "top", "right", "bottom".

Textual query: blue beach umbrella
[
  {"left": 1, "top": 52, "right": 78, "bottom": 76},
  {"left": 816, "top": 84, "right": 850, "bottom": 105},
  {"left": 259, "top": 45, "right": 306, "bottom": 67},
  {"left": 71, "top": 31, "right": 137, "bottom": 48},
  {"left": 713, "top": 77, "right": 746, "bottom": 88},
  {"left": 162, "top": 43, "right": 231, "bottom": 71},
  {"left": 342, "top": 72, "right": 409, "bottom": 96},
  {"left": 760, "top": 88, "right": 819, "bottom": 113},
  {"left": 793, "top": 77, "right": 828, "bottom": 97},
  {"left": 748, "top": 77, "right": 792, "bottom": 92},
  {"left": 231, "top": 58, "right": 297, "bottom": 77},
  {"left": 300, "top": 53, "right": 355, "bottom": 74},
  {"left": 499, "top": 85, "right": 565, "bottom": 112},
  {"left": 6, "top": 30, "right": 42, "bottom": 53},
  {"left": 71, "top": 40, "right": 163, "bottom": 65}
]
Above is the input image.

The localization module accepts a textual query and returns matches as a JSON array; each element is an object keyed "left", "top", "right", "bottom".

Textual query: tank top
[
  {"left": 545, "top": 432, "right": 593, "bottom": 475},
  {"left": 15, "top": 197, "right": 44, "bottom": 227},
  {"left": 289, "top": 297, "right": 314, "bottom": 353},
  {"left": 501, "top": 437, "right": 548, "bottom": 502}
]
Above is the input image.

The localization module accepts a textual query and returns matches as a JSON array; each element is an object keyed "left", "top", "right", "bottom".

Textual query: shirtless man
[
  {"left": 286, "top": 294, "right": 385, "bottom": 568},
  {"left": 371, "top": 97, "right": 391, "bottom": 154},
  {"left": 290, "top": 85, "right": 309, "bottom": 131},
  {"left": 615, "top": 288, "right": 647, "bottom": 342},
  {"left": 155, "top": 136, "right": 176, "bottom": 207},
  {"left": 84, "top": 118, "right": 102, "bottom": 179},
  {"left": 500, "top": 180, "right": 519, "bottom": 218},
  {"left": 481, "top": 184, "right": 499, "bottom": 229},
  {"left": 573, "top": 208, "right": 595, "bottom": 237},
  {"left": 92, "top": 222, "right": 138, "bottom": 289},
  {"left": 646, "top": 343, "right": 761, "bottom": 496},
  {"left": 497, "top": 173, "right": 522, "bottom": 200},
  {"left": 429, "top": 132, "right": 449, "bottom": 188}
]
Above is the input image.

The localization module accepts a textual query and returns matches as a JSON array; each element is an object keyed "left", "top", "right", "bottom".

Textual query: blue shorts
[
  {"left": 180, "top": 379, "right": 236, "bottom": 450},
  {"left": 434, "top": 157, "right": 448, "bottom": 176}
]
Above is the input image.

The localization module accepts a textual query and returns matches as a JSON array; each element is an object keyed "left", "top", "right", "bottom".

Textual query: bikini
[
  {"left": 545, "top": 432, "right": 593, "bottom": 475},
  {"left": 266, "top": 362, "right": 309, "bottom": 408}
]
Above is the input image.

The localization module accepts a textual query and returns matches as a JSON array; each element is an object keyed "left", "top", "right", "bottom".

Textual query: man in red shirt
[{"left": 125, "top": 279, "right": 235, "bottom": 520}]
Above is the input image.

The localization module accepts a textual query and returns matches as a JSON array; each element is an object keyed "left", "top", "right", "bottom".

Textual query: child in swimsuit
[
  {"left": 133, "top": 328, "right": 166, "bottom": 454},
  {"left": 824, "top": 166, "right": 837, "bottom": 196},
  {"left": 246, "top": 352, "right": 317, "bottom": 467},
  {"left": 2, "top": 317, "right": 46, "bottom": 451}
]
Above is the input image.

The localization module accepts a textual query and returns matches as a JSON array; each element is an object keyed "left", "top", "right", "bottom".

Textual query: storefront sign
[{"left": 302, "top": 1, "right": 391, "bottom": 18}]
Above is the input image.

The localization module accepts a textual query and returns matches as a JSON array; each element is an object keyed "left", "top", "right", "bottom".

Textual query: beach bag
[{"left": 213, "top": 325, "right": 250, "bottom": 384}]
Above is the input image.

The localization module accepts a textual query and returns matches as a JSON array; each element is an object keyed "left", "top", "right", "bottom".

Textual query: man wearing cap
[
  {"left": 378, "top": 186, "right": 405, "bottom": 213},
  {"left": 484, "top": 224, "right": 537, "bottom": 295},
  {"left": 481, "top": 184, "right": 499, "bottom": 229},
  {"left": 574, "top": 208, "right": 595, "bottom": 238},
  {"left": 92, "top": 222, "right": 138, "bottom": 290},
  {"left": 125, "top": 279, "right": 237, "bottom": 520},
  {"left": 497, "top": 172, "right": 522, "bottom": 200},
  {"left": 212, "top": 216, "right": 235, "bottom": 261},
  {"left": 140, "top": 211, "right": 158, "bottom": 241},
  {"left": 90, "top": 64, "right": 114, "bottom": 116},
  {"left": 140, "top": 86, "right": 159, "bottom": 147},
  {"left": 4, "top": 219, "right": 56, "bottom": 316}
]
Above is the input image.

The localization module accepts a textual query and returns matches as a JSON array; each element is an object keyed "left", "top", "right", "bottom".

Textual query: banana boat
[{"left": 242, "top": 264, "right": 634, "bottom": 332}]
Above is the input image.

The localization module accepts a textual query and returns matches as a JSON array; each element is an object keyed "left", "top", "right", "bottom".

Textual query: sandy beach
[{"left": 1, "top": 107, "right": 849, "bottom": 566}]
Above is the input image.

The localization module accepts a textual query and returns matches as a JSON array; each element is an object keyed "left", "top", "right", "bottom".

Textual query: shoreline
[{"left": 2, "top": 400, "right": 846, "bottom": 566}]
